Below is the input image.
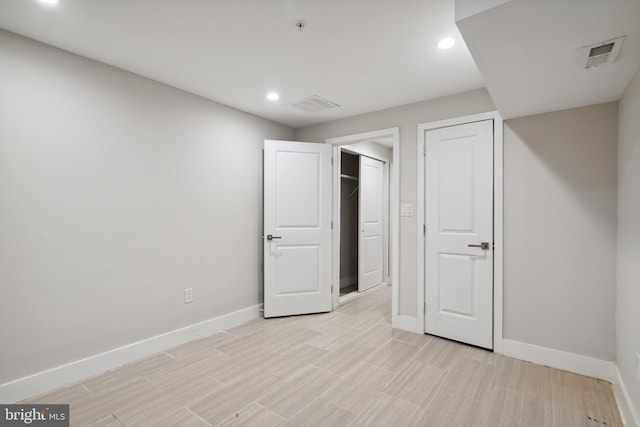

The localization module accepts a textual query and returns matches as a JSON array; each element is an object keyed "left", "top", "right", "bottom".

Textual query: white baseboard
[
  {"left": 502, "top": 339, "right": 616, "bottom": 381},
  {"left": 395, "top": 315, "right": 422, "bottom": 334},
  {"left": 0, "top": 304, "right": 262, "bottom": 404},
  {"left": 613, "top": 367, "right": 640, "bottom": 427}
]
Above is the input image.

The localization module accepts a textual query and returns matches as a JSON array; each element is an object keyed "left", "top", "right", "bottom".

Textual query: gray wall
[
  {"left": 0, "top": 30, "right": 293, "bottom": 384},
  {"left": 617, "top": 68, "right": 640, "bottom": 414},
  {"left": 295, "top": 89, "right": 495, "bottom": 317},
  {"left": 503, "top": 103, "right": 618, "bottom": 361}
]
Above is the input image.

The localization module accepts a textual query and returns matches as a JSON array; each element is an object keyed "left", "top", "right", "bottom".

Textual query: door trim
[
  {"left": 416, "top": 112, "right": 504, "bottom": 354},
  {"left": 326, "top": 128, "right": 400, "bottom": 325}
]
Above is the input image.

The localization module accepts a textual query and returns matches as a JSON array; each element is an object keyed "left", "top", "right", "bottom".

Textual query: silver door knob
[
  {"left": 266, "top": 235, "right": 282, "bottom": 241},
  {"left": 468, "top": 242, "right": 490, "bottom": 250}
]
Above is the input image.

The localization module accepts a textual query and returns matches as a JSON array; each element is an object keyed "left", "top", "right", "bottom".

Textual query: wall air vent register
[{"left": 289, "top": 95, "right": 340, "bottom": 113}]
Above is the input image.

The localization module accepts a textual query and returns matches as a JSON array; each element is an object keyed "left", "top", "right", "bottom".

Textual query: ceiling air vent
[
  {"left": 579, "top": 36, "right": 625, "bottom": 69},
  {"left": 289, "top": 95, "right": 340, "bottom": 113}
]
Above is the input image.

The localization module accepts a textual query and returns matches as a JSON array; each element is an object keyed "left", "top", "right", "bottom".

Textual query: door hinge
[
  {"left": 423, "top": 224, "right": 426, "bottom": 236},
  {"left": 424, "top": 302, "right": 426, "bottom": 315},
  {"left": 331, "top": 157, "right": 334, "bottom": 166},
  {"left": 331, "top": 221, "right": 334, "bottom": 229},
  {"left": 423, "top": 143, "right": 427, "bottom": 157}
]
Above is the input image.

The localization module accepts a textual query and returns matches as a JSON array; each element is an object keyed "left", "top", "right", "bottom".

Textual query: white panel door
[
  {"left": 264, "top": 140, "right": 332, "bottom": 318},
  {"left": 424, "top": 120, "right": 493, "bottom": 349},
  {"left": 359, "top": 156, "right": 384, "bottom": 292}
]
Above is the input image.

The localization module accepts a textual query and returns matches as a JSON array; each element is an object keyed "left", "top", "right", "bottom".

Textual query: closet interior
[{"left": 340, "top": 151, "right": 360, "bottom": 296}]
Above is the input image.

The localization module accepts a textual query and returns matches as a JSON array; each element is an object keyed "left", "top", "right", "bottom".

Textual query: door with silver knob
[
  {"left": 424, "top": 120, "right": 494, "bottom": 349},
  {"left": 263, "top": 140, "right": 332, "bottom": 318}
]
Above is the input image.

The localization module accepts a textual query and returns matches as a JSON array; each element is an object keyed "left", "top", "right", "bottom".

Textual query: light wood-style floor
[{"left": 23, "top": 285, "right": 623, "bottom": 427}]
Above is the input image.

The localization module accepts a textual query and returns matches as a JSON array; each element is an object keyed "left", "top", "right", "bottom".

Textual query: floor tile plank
[{"left": 258, "top": 366, "right": 340, "bottom": 419}]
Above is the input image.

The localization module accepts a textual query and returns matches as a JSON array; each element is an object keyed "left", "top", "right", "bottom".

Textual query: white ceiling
[
  {"left": 457, "top": 0, "right": 640, "bottom": 119},
  {"left": 0, "top": 0, "right": 485, "bottom": 128}
]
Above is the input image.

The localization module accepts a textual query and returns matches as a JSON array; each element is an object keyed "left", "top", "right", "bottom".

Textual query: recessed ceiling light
[
  {"left": 39, "top": 0, "right": 59, "bottom": 5},
  {"left": 267, "top": 92, "right": 280, "bottom": 101},
  {"left": 437, "top": 38, "right": 455, "bottom": 49}
]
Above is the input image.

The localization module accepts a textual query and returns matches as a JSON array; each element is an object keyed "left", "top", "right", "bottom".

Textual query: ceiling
[
  {"left": 2, "top": 1, "right": 638, "bottom": 128},
  {"left": 0, "top": 0, "right": 485, "bottom": 128},
  {"left": 457, "top": 0, "right": 640, "bottom": 119}
]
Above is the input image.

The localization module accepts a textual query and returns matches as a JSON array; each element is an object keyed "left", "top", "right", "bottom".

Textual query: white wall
[
  {"left": 617, "top": 67, "right": 640, "bottom": 419},
  {"left": 0, "top": 30, "right": 293, "bottom": 384},
  {"left": 295, "top": 89, "right": 496, "bottom": 318},
  {"left": 503, "top": 103, "right": 618, "bottom": 361}
]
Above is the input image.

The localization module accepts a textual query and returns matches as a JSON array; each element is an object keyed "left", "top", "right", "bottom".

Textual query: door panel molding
[{"left": 417, "top": 112, "right": 504, "bottom": 353}]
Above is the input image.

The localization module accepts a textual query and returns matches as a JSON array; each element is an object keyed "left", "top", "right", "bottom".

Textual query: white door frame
[
  {"left": 417, "top": 112, "right": 503, "bottom": 354},
  {"left": 326, "top": 128, "right": 400, "bottom": 323}
]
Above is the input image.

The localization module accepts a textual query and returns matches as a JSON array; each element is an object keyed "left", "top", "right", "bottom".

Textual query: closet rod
[{"left": 340, "top": 173, "right": 359, "bottom": 181}]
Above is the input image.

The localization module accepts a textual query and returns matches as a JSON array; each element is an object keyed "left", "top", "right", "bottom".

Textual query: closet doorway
[
  {"left": 326, "top": 127, "right": 399, "bottom": 319},
  {"left": 336, "top": 144, "right": 390, "bottom": 301}
]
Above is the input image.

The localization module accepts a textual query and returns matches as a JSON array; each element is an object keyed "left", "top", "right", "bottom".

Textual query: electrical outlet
[{"left": 184, "top": 288, "right": 194, "bottom": 304}]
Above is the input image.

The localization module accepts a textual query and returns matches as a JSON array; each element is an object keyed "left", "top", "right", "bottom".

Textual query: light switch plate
[
  {"left": 184, "top": 288, "right": 194, "bottom": 304},
  {"left": 401, "top": 204, "right": 413, "bottom": 217}
]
